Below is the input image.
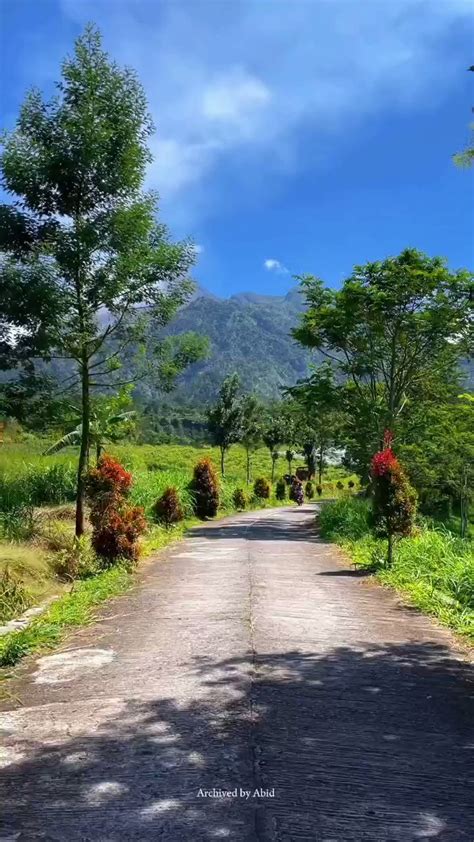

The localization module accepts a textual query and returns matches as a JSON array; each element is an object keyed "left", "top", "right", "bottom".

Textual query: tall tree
[
  {"left": 286, "top": 364, "right": 342, "bottom": 485},
  {"left": 0, "top": 26, "right": 205, "bottom": 535},
  {"left": 262, "top": 410, "right": 285, "bottom": 482},
  {"left": 398, "top": 388, "right": 473, "bottom": 534},
  {"left": 294, "top": 249, "right": 473, "bottom": 479},
  {"left": 241, "top": 394, "right": 263, "bottom": 485},
  {"left": 207, "top": 373, "right": 244, "bottom": 476}
]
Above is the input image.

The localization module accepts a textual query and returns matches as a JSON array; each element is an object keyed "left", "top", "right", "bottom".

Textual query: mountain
[{"left": 140, "top": 286, "right": 314, "bottom": 406}]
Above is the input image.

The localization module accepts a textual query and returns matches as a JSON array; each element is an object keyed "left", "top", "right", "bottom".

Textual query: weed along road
[{"left": 1, "top": 505, "right": 473, "bottom": 841}]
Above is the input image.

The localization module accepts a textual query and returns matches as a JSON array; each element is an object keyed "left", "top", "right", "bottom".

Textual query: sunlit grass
[{"left": 319, "top": 497, "right": 474, "bottom": 640}]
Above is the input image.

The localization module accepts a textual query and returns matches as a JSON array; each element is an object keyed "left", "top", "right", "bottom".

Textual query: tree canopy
[
  {"left": 0, "top": 25, "right": 206, "bottom": 533},
  {"left": 294, "top": 248, "right": 473, "bottom": 478}
]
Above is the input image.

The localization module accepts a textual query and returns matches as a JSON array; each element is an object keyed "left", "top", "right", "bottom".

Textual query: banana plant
[{"left": 44, "top": 390, "right": 136, "bottom": 464}]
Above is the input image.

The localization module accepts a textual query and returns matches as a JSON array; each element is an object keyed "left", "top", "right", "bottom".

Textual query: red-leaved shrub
[
  {"left": 370, "top": 430, "right": 417, "bottom": 567},
  {"left": 153, "top": 486, "right": 184, "bottom": 528},
  {"left": 89, "top": 503, "right": 146, "bottom": 564},
  {"left": 191, "top": 458, "right": 219, "bottom": 519},
  {"left": 86, "top": 454, "right": 146, "bottom": 565},
  {"left": 86, "top": 454, "right": 132, "bottom": 497}
]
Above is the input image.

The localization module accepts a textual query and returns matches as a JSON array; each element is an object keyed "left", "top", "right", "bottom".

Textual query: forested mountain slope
[{"left": 141, "top": 286, "right": 316, "bottom": 406}]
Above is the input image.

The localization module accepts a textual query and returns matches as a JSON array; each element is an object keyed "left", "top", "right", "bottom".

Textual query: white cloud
[
  {"left": 202, "top": 69, "right": 271, "bottom": 125},
  {"left": 58, "top": 0, "right": 473, "bottom": 220},
  {"left": 264, "top": 258, "right": 288, "bottom": 274}
]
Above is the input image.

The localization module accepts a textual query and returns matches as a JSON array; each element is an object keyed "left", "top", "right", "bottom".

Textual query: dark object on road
[{"left": 290, "top": 477, "right": 304, "bottom": 506}]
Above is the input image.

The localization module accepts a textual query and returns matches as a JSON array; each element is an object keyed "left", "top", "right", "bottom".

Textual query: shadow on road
[
  {"left": 189, "top": 507, "right": 322, "bottom": 545},
  {"left": 317, "top": 568, "right": 372, "bottom": 577},
  {"left": 2, "top": 641, "right": 473, "bottom": 840}
]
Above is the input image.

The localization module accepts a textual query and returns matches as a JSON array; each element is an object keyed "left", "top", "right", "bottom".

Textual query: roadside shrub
[
  {"left": 86, "top": 455, "right": 146, "bottom": 566},
  {"left": 232, "top": 488, "right": 247, "bottom": 510},
  {"left": 371, "top": 432, "right": 417, "bottom": 567},
  {"left": 153, "top": 486, "right": 184, "bottom": 527},
  {"left": 254, "top": 477, "right": 271, "bottom": 500},
  {"left": 191, "top": 458, "right": 219, "bottom": 519},
  {"left": 275, "top": 478, "right": 286, "bottom": 501},
  {"left": 348, "top": 480, "right": 355, "bottom": 489},
  {"left": 86, "top": 454, "right": 132, "bottom": 498},
  {"left": 336, "top": 480, "right": 344, "bottom": 491},
  {"left": 90, "top": 504, "right": 146, "bottom": 566},
  {"left": 316, "top": 484, "right": 323, "bottom": 497},
  {"left": 305, "top": 481, "right": 314, "bottom": 500}
]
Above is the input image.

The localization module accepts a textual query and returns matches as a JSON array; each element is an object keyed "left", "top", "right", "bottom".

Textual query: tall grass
[
  {"left": 319, "top": 496, "right": 371, "bottom": 540},
  {"left": 0, "top": 461, "right": 76, "bottom": 512},
  {"left": 319, "top": 496, "right": 474, "bottom": 639}
]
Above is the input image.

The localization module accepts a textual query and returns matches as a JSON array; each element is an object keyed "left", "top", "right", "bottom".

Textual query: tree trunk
[
  {"left": 318, "top": 444, "right": 324, "bottom": 486},
  {"left": 246, "top": 447, "right": 250, "bottom": 485},
  {"left": 270, "top": 450, "right": 275, "bottom": 482},
  {"left": 96, "top": 440, "right": 103, "bottom": 465},
  {"left": 220, "top": 446, "right": 225, "bottom": 477},
  {"left": 387, "top": 532, "right": 394, "bottom": 568},
  {"left": 75, "top": 356, "right": 90, "bottom": 537}
]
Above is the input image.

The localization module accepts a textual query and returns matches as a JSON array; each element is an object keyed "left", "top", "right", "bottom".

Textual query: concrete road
[{"left": 1, "top": 505, "right": 473, "bottom": 841}]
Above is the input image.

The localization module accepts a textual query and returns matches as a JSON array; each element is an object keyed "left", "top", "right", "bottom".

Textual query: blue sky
[{"left": 1, "top": 0, "right": 473, "bottom": 297}]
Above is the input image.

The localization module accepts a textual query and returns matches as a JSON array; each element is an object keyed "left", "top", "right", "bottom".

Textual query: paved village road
[{"left": 0, "top": 504, "right": 473, "bottom": 841}]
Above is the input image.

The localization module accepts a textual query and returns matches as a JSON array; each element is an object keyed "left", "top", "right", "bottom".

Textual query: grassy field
[
  {"left": 0, "top": 439, "right": 358, "bottom": 642},
  {"left": 319, "top": 497, "right": 474, "bottom": 641},
  {"left": 0, "top": 440, "right": 357, "bottom": 512}
]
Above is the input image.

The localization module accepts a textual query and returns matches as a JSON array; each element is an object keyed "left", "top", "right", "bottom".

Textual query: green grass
[
  {"left": 0, "top": 541, "right": 67, "bottom": 624},
  {"left": 319, "top": 496, "right": 474, "bottom": 640},
  {"left": 0, "top": 565, "right": 132, "bottom": 668}
]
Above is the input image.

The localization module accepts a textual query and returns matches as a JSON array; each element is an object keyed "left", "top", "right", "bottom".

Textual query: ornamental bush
[
  {"left": 153, "top": 486, "right": 184, "bottom": 528},
  {"left": 348, "top": 480, "right": 355, "bottom": 489},
  {"left": 86, "top": 454, "right": 146, "bottom": 566},
  {"left": 316, "top": 484, "right": 323, "bottom": 497},
  {"left": 275, "top": 478, "right": 286, "bottom": 501},
  {"left": 191, "top": 458, "right": 219, "bottom": 519},
  {"left": 254, "top": 477, "right": 271, "bottom": 500},
  {"left": 232, "top": 488, "right": 247, "bottom": 510},
  {"left": 370, "top": 432, "right": 417, "bottom": 567},
  {"left": 336, "top": 480, "right": 344, "bottom": 490},
  {"left": 86, "top": 454, "right": 132, "bottom": 498},
  {"left": 90, "top": 503, "right": 146, "bottom": 565},
  {"left": 305, "top": 481, "right": 314, "bottom": 499}
]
